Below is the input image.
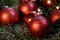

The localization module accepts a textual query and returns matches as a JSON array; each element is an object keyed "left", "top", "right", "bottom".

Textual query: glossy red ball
[
  {"left": 28, "top": 16, "right": 49, "bottom": 37},
  {"left": 19, "top": 1, "right": 38, "bottom": 15},
  {"left": 0, "top": 7, "right": 19, "bottom": 25}
]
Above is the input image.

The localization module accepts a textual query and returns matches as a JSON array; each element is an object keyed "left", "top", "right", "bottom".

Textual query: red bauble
[
  {"left": 28, "top": 16, "right": 49, "bottom": 37},
  {"left": 42, "top": 0, "right": 56, "bottom": 8},
  {"left": 19, "top": 1, "right": 38, "bottom": 15},
  {"left": 50, "top": 9, "right": 60, "bottom": 23},
  {"left": 0, "top": 7, "right": 19, "bottom": 25}
]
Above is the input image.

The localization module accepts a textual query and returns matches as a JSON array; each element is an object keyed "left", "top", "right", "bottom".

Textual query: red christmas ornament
[
  {"left": 0, "top": 7, "right": 19, "bottom": 25},
  {"left": 28, "top": 16, "right": 49, "bottom": 37},
  {"left": 19, "top": 1, "right": 38, "bottom": 15},
  {"left": 50, "top": 9, "right": 60, "bottom": 23},
  {"left": 42, "top": 0, "right": 56, "bottom": 8},
  {"left": 19, "top": 4, "right": 32, "bottom": 15}
]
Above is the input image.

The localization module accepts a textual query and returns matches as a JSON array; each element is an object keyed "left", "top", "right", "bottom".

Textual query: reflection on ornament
[
  {"left": 0, "top": 12, "right": 10, "bottom": 25},
  {"left": 42, "top": 0, "right": 56, "bottom": 8},
  {"left": 28, "top": 18, "right": 32, "bottom": 22},
  {"left": 31, "top": 22, "right": 40, "bottom": 31},
  {"left": 20, "top": 4, "right": 31, "bottom": 15},
  {"left": 47, "top": 0, "right": 51, "bottom": 5},
  {"left": 2, "top": 13, "right": 8, "bottom": 19},
  {"left": 37, "top": 13, "right": 40, "bottom": 16},
  {"left": 56, "top": 6, "right": 60, "bottom": 10}
]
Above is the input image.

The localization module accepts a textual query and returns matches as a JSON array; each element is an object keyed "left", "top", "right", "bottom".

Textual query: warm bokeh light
[
  {"left": 28, "top": 18, "right": 32, "bottom": 22},
  {"left": 37, "top": 8, "right": 41, "bottom": 12},
  {"left": 56, "top": 6, "right": 60, "bottom": 10}
]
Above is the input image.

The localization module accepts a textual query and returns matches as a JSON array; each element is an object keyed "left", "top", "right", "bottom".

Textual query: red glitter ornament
[
  {"left": 28, "top": 16, "right": 49, "bottom": 37},
  {"left": 0, "top": 6, "right": 19, "bottom": 25},
  {"left": 42, "top": 0, "right": 56, "bottom": 8},
  {"left": 50, "top": 9, "right": 60, "bottom": 23}
]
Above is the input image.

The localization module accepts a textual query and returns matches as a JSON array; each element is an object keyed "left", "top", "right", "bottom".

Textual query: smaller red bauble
[
  {"left": 0, "top": 6, "right": 19, "bottom": 25},
  {"left": 42, "top": 0, "right": 56, "bottom": 8},
  {"left": 50, "top": 9, "right": 60, "bottom": 23},
  {"left": 28, "top": 16, "right": 49, "bottom": 37},
  {"left": 19, "top": 1, "right": 38, "bottom": 15}
]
